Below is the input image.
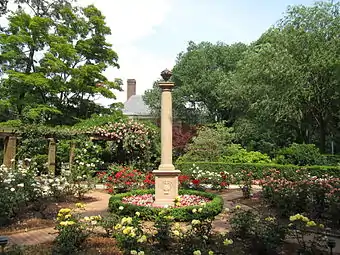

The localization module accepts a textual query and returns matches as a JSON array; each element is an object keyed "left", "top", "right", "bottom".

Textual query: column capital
[{"left": 158, "top": 81, "right": 175, "bottom": 91}]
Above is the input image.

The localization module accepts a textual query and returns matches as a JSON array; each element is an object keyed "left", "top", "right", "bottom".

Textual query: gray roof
[{"left": 122, "top": 95, "right": 151, "bottom": 116}]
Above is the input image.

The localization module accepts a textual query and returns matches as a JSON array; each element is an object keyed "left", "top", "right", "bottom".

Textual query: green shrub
[
  {"left": 108, "top": 189, "right": 223, "bottom": 221},
  {"left": 275, "top": 143, "right": 325, "bottom": 166},
  {"left": 177, "top": 123, "right": 234, "bottom": 162},
  {"left": 176, "top": 162, "right": 340, "bottom": 179},
  {"left": 230, "top": 209, "right": 287, "bottom": 254},
  {"left": 221, "top": 144, "right": 272, "bottom": 163}
]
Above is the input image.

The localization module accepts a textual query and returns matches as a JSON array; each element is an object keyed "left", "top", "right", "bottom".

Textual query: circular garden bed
[{"left": 108, "top": 189, "right": 223, "bottom": 221}]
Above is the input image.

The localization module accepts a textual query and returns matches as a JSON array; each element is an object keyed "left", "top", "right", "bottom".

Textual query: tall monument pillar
[{"left": 153, "top": 69, "right": 181, "bottom": 207}]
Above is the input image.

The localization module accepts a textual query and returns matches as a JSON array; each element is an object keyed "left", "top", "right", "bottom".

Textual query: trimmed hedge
[
  {"left": 108, "top": 189, "right": 223, "bottom": 221},
  {"left": 176, "top": 162, "right": 340, "bottom": 179}
]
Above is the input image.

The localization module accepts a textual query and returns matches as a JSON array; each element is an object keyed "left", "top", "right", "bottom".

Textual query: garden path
[{"left": 7, "top": 190, "right": 110, "bottom": 246}]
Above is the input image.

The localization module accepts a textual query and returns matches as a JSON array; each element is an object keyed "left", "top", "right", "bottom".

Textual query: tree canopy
[
  {"left": 0, "top": 0, "right": 122, "bottom": 125},
  {"left": 144, "top": 1, "right": 340, "bottom": 153}
]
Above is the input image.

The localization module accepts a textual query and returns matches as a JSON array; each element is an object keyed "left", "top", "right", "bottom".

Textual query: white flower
[
  {"left": 119, "top": 206, "right": 124, "bottom": 210},
  {"left": 17, "top": 183, "right": 24, "bottom": 188},
  {"left": 10, "top": 188, "right": 15, "bottom": 192}
]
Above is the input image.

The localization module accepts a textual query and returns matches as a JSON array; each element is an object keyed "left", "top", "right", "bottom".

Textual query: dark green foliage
[
  {"left": 275, "top": 143, "right": 325, "bottom": 166},
  {"left": 176, "top": 161, "right": 340, "bottom": 179},
  {"left": 108, "top": 189, "right": 223, "bottom": 221},
  {"left": 177, "top": 123, "right": 234, "bottom": 162}
]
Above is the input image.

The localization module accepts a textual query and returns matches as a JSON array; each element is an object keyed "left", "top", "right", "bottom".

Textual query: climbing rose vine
[{"left": 93, "top": 120, "right": 159, "bottom": 169}]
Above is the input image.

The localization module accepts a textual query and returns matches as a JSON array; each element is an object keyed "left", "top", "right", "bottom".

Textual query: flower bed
[
  {"left": 122, "top": 194, "right": 211, "bottom": 208},
  {"left": 109, "top": 189, "right": 223, "bottom": 221}
]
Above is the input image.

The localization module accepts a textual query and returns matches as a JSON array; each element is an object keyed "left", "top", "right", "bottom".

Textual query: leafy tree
[
  {"left": 0, "top": 2, "right": 122, "bottom": 125},
  {"left": 226, "top": 1, "right": 340, "bottom": 152},
  {"left": 143, "top": 41, "right": 248, "bottom": 124},
  {"left": 0, "top": 0, "right": 74, "bottom": 17}
]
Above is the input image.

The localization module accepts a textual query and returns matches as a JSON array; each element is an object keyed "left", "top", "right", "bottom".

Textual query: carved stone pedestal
[{"left": 153, "top": 169, "right": 181, "bottom": 207}]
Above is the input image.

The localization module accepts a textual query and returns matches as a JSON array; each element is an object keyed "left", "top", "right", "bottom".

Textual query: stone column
[
  {"left": 153, "top": 69, "right": 181, "bottom": 207},
  {"left": 3, "top": 136, "right": 17, "bottom": 168},
  {"left": 47, "top": 138, "right": 56, "bottom": 176}
]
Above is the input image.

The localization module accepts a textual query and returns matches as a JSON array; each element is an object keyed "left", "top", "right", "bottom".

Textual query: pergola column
[
  {"left": 3, "top": 136, "right": 17, "bottom": 168},
  {"left": 47, "top": 138, "right": 56, "bottom": 176},
  {"left": 69, "top": 141, "right": 76, "bottom": 169},
  {"left": 153, "top": 69, "right": 181, "bottom": 207}
]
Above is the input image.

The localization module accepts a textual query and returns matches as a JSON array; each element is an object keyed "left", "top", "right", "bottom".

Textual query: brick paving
[{"left": 7, "top": 190, "right": 111, "bottom": 246}]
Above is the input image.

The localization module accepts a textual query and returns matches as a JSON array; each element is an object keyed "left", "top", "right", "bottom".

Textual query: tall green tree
[
  {"left": 227, "top": 1, "right": 340, "bottom": 152},
  {"left": 143, "top": 41, "right": 248, "bottom": 124},
  {"left": 0, "top": 2, "right": 121, "bottom": 125}
]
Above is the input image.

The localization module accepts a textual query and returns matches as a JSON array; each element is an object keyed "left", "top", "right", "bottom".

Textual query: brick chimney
[{"left": 127, "top": 79, "right": 136, "bottom": 101}]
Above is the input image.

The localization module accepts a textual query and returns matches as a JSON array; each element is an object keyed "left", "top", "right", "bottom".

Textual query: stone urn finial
[{"left": 160, "top": 69, "right": 172, "bottom": 82}]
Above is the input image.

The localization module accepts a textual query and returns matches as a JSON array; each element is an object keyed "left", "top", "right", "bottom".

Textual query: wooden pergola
[{"left": 0, "top": 127, "right": 64, "bottom": 175}]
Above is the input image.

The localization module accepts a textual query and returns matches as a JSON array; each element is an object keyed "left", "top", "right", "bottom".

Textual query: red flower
[{"left": 192, "top": 179, "right": 200, "bottom": 185}]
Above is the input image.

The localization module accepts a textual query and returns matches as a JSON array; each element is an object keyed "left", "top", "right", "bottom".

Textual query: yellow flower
[
  {"left": 265, "top": 217, "right": 275, "bottom": 222},
  {"left": 319, "top": 224, "right": 324, "bottom": 228},
  {"left": 138, "top": 252, "right": 145, "bottom": 255},
  {"left": 198, "top": 208, "right": 203, "bottom": 213},
  {"left": 121, "top": 217, "right": 133, "bottom": 225},
  {"left": 193, "top": 250, "right": 201, "bottom": 255},
  {"left": 306, "top": 221, "right": 317, "bottom": 227},
  {"left": 67, "top": 221, "right": 75, "bottom": 225},
  {"left": 223, "top": 238, "right": 233, "bottom": 246},
  {"left": 123, "top": 226, "right": 133, "bottom": 235},
  {"left": 301, "top": 216, "right": 309, "bottom": 222},
  {"left": 75, "top": 203, "right": 85, "bottom": 209},
  {"left": 60, "top": 221, "right": 67, "bottom": 226},
  {"left": 164, "top": 216, "right": 174, "bottom": 220},
  {"left": 174, "top": 223, "right": 180, "bottom": 229},
  {"left": 235, "top": 205, "right": 241, "bottom": 210},
  {"left": 65, "top": 214, "right": 72, "bottom": 219},
  {"left": 208, "top": 251, "right": 214, "bottom": 255},
  {"left": 289, "top": 215, "right": 297, "bottom": 221},
  {"left": 192, "top": 208, "right": 197, "bottom": 213},
  {"left": 137, "top": 235, "right": 147, "bottom": 243},
  {"left": 172, "top": 230, "right": 180, "bottom": 236},
  {"left": 129, "top": 232, "right": 136, "bottom": 238},
  {"left": 84, "top": 216, "right": 90, "bottom": 222},
  {"left": 130, "top": 251, "right": 137, "bottom": 255},
  {"left": 115, "top": 224, "right": 122, "bottom": 230},
  {"left": 191, "top": 220, "right": 201, "bottom": 226},
  {"left": 59, "top": 208, "right": 71, "bottom": 214},
  {"left": 135, "top": 212, "right": 141, "bottom": 217},
  {"left": 175, "top": 202, "right": 181, "bottom": 207}
]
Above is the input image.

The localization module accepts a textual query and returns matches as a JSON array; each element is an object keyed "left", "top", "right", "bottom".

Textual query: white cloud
[{"left": 80, "top": 0, "right": 175, "bottom": 105}]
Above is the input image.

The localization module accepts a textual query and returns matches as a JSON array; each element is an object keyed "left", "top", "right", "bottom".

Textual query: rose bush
[
  {"left": 93, "top": 120, "right": 160, "bottom": 170},
  {"left": 261, "top": 169, "right": 340, "bottom": 226}
]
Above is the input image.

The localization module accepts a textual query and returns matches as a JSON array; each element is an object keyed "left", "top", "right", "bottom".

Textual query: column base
[{"left": 153, "top": 169, "right": 181, "bottom": 207}]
